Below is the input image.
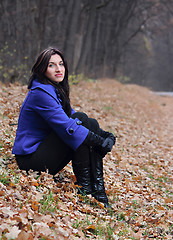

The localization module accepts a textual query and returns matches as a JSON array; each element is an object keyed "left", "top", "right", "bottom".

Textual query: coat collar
[{"left": 31, "top": 78, "right": 58, "bottom": 100}]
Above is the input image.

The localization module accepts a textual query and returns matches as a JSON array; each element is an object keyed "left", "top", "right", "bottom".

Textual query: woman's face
[{"left": 45, "top": 54, "right": 65, "bottom": 83}]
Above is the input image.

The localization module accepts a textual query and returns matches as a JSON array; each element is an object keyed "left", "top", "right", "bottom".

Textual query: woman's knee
[
  {"left": 88, "top": 118, "right": 100, "bottom": 133},
  {"left": 71, "top": 112, "right": 100, "bottom": 133},
  {"left": 71, "top": 112, "right": 88, "bottom": 120},
  {"left": 71, "top": 112, "right": 89, "bottom": 128}
]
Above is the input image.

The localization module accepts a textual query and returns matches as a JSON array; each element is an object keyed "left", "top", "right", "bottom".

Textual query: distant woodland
[{"left": 0, "top": 0, "right": 173, "bottom": 91}]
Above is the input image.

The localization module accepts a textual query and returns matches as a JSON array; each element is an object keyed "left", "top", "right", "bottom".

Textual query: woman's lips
[{"left": 55, "top": 74, "right": 62, "bottom": 77}]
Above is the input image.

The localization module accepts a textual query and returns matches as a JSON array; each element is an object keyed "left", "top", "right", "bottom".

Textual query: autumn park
[{"left": 0, "top": 1, "right": 173, "bottom": 239}]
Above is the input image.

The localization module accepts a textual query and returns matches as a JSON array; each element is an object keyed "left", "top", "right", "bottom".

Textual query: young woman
[{"left": 12, "top": 47, "right": 116, "bottom": 208}]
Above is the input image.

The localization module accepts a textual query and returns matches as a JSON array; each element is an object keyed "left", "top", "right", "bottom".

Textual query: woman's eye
[
  {"left": 59, "top": 62, "right": 64, "bottom": 66},
  {"left": 48, "top": 64, "right": 53, "bottom": 67}
]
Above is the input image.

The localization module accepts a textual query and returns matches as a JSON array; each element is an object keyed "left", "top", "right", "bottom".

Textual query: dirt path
[{"left": 71, "top": 79, "right": 173, "bottom": 165}]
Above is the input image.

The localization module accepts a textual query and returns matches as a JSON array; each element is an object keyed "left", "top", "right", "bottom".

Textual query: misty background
[{"left": 0, "top": 0, "right": 173, "bottom": 91}]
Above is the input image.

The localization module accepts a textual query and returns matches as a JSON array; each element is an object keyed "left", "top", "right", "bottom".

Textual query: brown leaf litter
[{"left": 0, "top": 79, "right": 172, "bottom": 239}]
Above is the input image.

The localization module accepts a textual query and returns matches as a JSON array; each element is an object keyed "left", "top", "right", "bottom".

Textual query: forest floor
[{"left": 0, "top": 79, "right": 173, "bottom": 239}]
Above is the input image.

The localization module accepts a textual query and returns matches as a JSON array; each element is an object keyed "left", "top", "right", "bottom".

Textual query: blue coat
[{"left": 12, "top": 79, "right": 89, "bottom": 155}]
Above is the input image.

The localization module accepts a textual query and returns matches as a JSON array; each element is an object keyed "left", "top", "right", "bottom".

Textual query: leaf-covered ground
[{"left": 0, "top": 79, "right": 172, "bottom": 239}]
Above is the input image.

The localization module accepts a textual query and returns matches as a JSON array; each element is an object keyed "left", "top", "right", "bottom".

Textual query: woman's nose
[{"left": 55, "top": 65, "right": 60, "bottom": 71}]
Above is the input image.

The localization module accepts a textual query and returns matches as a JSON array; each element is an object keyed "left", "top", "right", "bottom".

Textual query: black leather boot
[
  {"left": 90, "top": 148, "right": 110, "bottom": 208},
  {"left": 72, "top": 144, "right": 92, "bottom": 195}
]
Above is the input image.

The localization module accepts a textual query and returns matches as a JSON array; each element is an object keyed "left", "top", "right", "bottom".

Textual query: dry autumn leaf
[{"left": 0, "top": 80, "right": 172, "bottom": 239}]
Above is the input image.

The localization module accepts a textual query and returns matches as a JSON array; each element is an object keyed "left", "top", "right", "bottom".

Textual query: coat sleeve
[{"left": 30, "top": 89, "right": 89, "bottom": 150}]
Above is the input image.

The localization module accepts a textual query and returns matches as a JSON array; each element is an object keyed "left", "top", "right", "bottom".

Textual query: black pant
[{"left": 16, "top": 112, "right": 100, "bottom": 175}]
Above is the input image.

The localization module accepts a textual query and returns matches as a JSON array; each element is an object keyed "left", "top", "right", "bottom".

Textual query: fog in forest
[{"left": 0, "top": 0, "right": 173, "bottom": 91}]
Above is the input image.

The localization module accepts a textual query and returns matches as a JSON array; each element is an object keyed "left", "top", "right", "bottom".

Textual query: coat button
[
  {"left": 76, "top": 121, "right": 82, "bottom": 125},
  {"left": 69, "top": 128, "right": 74, "bottom": 134}
]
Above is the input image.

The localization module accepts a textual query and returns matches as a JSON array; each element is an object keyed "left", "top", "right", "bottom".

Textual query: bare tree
[
  {"left": 120, "top": 0, "right": 173, "bottom": 90},
  {"left": 0, "top": 0, "right": 173, "bottom": 90}
]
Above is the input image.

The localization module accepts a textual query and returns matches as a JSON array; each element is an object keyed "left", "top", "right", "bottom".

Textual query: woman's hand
[{"left": 101, "top": 137, "right": 115, "bottom": 153}]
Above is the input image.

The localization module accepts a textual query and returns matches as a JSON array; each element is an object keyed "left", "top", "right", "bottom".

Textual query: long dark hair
[{"left": 28, "top": 47, "right": 72, "bottom": 116}]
